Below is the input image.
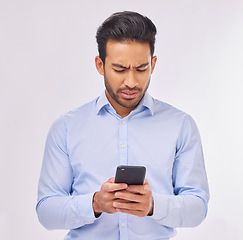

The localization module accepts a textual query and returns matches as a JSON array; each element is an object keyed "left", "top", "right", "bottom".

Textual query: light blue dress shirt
[{"left": 36, "top": 91, "right": 209, "bottom": 240}]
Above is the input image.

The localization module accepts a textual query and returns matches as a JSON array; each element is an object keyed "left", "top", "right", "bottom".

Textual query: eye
[
  {"left": 113, "top": 69, "right": 125, "bottom": 73},
  {"left": 136, "top": 69, "right": 147, "bottom": 72}
]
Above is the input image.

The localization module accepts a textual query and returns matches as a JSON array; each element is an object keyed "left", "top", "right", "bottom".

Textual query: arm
[
  {"left": 94, "top": 116, "right": 209, "bottom": 226},
  {"left": 36, "top": 117, "right": 96, "bottom": 230},
  {"left": 150, "top": 115, "right": 210, "bottom": 228}
]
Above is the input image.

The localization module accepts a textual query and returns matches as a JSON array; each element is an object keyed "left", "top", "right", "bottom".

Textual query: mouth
[{"left": 120, "top": 91, "right": 139, "bottom": 99}]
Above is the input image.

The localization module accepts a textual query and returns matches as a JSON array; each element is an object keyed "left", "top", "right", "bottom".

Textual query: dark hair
[{"left": 96, "top": 11, "right": 157, "bottom": 63}]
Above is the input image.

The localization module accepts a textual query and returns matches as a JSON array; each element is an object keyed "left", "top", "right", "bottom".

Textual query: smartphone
[{"left": 115, "top": 165, "right": 146, "bottom": 185}]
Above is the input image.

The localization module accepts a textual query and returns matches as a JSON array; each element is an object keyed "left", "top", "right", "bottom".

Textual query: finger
[
  {"left": 143, "top": 179, "right": 148, "bottom": 185},
  {"left": 115, "top": 198, "right": 134, "bottom": 203},
  {"left": 113, "top": 201, "right": 143, "bottom": 211},
  {"left": 126, "top": 185, "right": 149, "bottom": 195},
  {"left": 115, "top": 191, "right": 143, "bottom": 203},
  {"left": 107, "top": 177, "right": 115, "bottom": 183},
  {"left": 127, "top": 179, "right": 151, "bottom": 194},
  {"left": 103, "top": 182, "right": 128, "bottom": 193}
]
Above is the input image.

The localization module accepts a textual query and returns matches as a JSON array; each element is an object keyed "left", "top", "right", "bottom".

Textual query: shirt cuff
[
  {"left": 149, "top": 192, "right": 169, "bottom": 221},
  {"left": 76, "top": 192, "right": 97, "bottom": 224}
]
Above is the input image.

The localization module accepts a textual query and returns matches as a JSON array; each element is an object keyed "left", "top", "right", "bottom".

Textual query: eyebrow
[
  {"left": 136, "top": 63, "right": 149, "bottom": 69},
  {"left": 112, "top": 63, "right": 149, "bottom": 69},
  {"left": 112, "top": 63, "right": 128, "bottom": 69}
]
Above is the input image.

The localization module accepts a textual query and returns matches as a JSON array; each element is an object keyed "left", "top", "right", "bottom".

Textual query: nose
[{"left": 124, "top": 70, "right": 138, "bottom": 89}]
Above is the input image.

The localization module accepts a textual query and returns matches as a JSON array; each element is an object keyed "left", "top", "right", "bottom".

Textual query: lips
[{"left": 120, "top": 91, "right": 139, "bottom": 99}]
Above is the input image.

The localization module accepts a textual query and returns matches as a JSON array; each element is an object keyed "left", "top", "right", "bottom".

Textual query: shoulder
[
  {"left": 51, "top": 97, "right": 99, "bottom": 131},
  {"left": 152, "top": 98, "right": 200, "bottom": 140},
  {"left": 152, "top": 98, "right": 190, "bottom": 123},
  {"left": 65, "top": 97, "right": 98, "bottom": 119}
]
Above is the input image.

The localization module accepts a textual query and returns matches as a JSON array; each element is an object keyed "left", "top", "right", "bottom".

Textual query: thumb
[{"left": 107, "top": 177, "right": 115, "bottom": 183}]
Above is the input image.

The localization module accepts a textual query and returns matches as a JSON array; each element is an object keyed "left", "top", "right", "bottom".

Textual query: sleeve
[
  {"left": 150, "top": 115, "right": 210, "bottom": 228},
  {"left": 36, "top": 116, "right": 97, "bottom": 230}
]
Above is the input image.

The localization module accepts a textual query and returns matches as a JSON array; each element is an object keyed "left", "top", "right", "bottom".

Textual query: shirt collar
[
  {"left": 96, "top": 91, "right": 111, "bottom": 115},
  {"left": 137, "top": 91, "right": 154, "bottom": 116},
  {"left": 96, "top": 91, "right": 154, "bottom": 116}
]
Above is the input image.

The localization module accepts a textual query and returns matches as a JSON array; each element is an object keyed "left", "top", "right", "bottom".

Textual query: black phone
[{"left": 115, "top": 165, "right": 146, "bottom": 185}]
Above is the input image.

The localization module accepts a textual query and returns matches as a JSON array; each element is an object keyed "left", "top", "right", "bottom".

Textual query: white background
[{"left": 1, "top": 0, "right": 243, "bottom": 239}]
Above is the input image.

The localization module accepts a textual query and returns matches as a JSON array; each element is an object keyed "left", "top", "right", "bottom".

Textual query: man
[{"left": 36, "top": 11, "right": 209, "bottom": 240}]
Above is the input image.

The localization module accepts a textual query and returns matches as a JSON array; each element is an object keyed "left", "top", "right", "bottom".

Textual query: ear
[
  {"left": 151, "top": 56, "right": 157, "bottom": 74},
  {"left": 95, "top": 56, "right": 104, "bottom": 76}
]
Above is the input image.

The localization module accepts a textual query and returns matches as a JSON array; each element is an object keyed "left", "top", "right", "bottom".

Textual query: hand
[
  {"left": 93, "top": 177, "right": 127, "bottom": 216},
  {"left": 113, "top": 179, "right": 154, "bottom": 217}
]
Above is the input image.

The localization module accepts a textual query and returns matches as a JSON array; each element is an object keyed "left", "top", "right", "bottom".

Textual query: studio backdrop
[{"left": 0, "top": 0, "right": 242, "bottom": 239}]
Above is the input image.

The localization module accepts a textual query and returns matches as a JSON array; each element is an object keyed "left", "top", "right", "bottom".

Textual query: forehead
[{"left": 105, "top": 40, "right": 151, "bottom": 65}]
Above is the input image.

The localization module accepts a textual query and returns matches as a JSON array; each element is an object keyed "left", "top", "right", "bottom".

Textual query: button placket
[{"left": 118, "top": 118, "right": 128, "bottom": 166}]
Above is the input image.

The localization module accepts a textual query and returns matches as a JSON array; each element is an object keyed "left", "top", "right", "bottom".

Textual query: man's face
[{"left": 95, "top": 40, "right": 157, "bottom": 117}]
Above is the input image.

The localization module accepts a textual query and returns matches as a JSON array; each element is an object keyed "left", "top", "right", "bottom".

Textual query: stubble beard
[{"left": 104, "top": 74, "right": 150, "bottom": 109}]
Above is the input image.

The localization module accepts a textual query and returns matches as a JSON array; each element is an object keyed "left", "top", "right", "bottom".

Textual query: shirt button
[
  {"left": 121, "top": 120, "right": 125, "bottom": 124},
  {"left": 121, "top": 223, "right": 125, "bottom": 227},
  {"left": 121, "top": 144, "right": 125, "bottom": 149}
]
